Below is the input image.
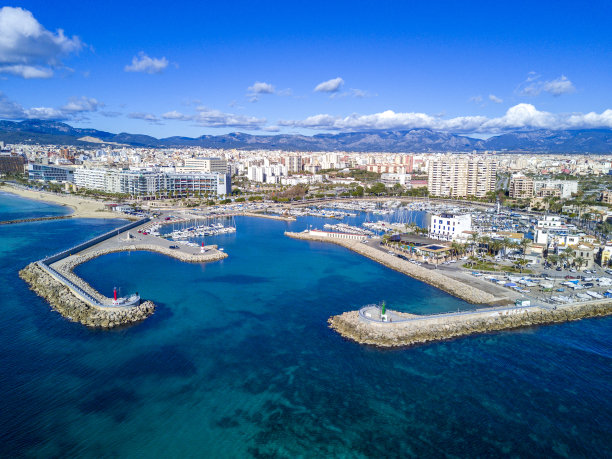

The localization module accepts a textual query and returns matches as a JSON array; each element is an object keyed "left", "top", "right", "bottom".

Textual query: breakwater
[
  {"left": 20, "top": 216, "right": 227, "bottom": 329},
  {"left": 19, "top": 263, "right": 155, "bottom": 328},
  {"left": 241, "top": 211, "right": 296, "bottom": 221},
  {"left": 285, "top": 230, "right": 500, "bottom": 304},
  {"left": 0, "top": 215, "right": 73, "bottom": 225},
  {"left": 329, "top": 301, "right": 612, "bottom": 347}
]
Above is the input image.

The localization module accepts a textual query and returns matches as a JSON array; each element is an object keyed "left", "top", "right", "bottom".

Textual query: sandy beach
[{"left": 1, "top": 184, "right": 126, "bottom": 219}]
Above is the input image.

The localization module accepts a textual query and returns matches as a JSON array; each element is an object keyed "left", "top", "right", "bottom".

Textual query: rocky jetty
[
  {"left": 62, "top": 243, "right": 228, "bottom": 266},
  {"left": 0, "top": 215, "right": 73, "bottom": 225},
  {"left": 20, "top": 263, "right": 155, "bottom": 328},
  {"left": 329, "top": 302, "right": 612, "bottom": 348},
  {"left": 285, "top": 231, "right": 500, "bottom": 304}
]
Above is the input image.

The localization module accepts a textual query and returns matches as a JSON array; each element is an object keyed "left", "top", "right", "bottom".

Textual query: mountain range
[{"left": 1, "top": 119, "right": 611, "bottom": 153}]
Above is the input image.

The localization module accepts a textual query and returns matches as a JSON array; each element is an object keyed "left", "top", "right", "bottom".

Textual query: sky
[{"left": 1, "top": 0, "right": 611, "bottom": 138}]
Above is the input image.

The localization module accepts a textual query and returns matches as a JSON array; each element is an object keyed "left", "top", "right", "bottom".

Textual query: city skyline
[{"left": 1, "top": 1, "right": 612, "bottom": 137}]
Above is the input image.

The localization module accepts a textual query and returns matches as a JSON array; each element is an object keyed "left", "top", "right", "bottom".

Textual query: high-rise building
[
  {"left": 428, "top": 156, "right": 497, "bottom": 198},
  {"left": 509, "top": 173, "right": 534, "bottom": 198},
  {"left": 179, "top": 157, "right": 228, "bottom": 174}
]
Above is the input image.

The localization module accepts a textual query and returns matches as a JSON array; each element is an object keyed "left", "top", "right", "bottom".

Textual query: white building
[
  {"left": 179, "top": 157, "right": 228, "bottom": 174},
  {"left": 428, "top": 213, "right": 472, "bottom": 241},
  {"left": 381, "top": 173, "right": 411, "bottom": 187},
  {"left": 533, "top": 180, "right": 578, "bottom": 199}
]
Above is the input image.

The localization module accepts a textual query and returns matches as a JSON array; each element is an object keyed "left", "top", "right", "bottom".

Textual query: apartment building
[
  {"left": 428, "top": 156, "right": 497, "bottom": 198},
  {"left": 73, "top": 168, "right": 230, "bottom": 197},
  {"left": 179, "top": 157, "right": 228, "bottom": 174},
  {"left": 509, "top": 173, "right": 534, "bottom": 198}
]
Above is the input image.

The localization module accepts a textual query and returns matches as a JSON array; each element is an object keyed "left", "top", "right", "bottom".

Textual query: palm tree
[
  {"left": 514, "top": 258, "right": 529, "bottom": 273},
  {"left": 469, "top": 233, "right": 479, "bottom": 256},
  {"left": 519, "top": 238, "right": 530, "bottom": 258},
  {"left": 547, "top": 254, "right": 560, "bottom": 267},
  {"left": 563, "top": 246, "right": 576, "bottom": 266},
  {"left": 574, "top": 256, "right": 585, "bottom": 269}
]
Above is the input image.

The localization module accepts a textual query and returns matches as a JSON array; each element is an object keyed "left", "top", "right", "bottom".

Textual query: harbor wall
[
  {"left": 20, "top": 263, "right": 155, "bottom": 328},
  {"left": 329, "top": 301, "right": 612, "bottom": 348},
  {"left": 43, "top": 217, "right": 150, "bottom": 264},
  {"left": 285, "top": 230, "right": 499, "bottom": 305}
]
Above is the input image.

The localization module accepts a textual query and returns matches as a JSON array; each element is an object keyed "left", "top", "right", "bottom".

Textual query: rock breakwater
[
  {"left": 329, "top": 302, "right": 612, "bottom": 347},
  {"left": 19, "top": 263, "right": 155, "bottom": 328}
]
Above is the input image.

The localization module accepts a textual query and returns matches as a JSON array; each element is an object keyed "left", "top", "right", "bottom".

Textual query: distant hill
[{"left": 0, "top": 119, "right": 611, "bottom": 153}]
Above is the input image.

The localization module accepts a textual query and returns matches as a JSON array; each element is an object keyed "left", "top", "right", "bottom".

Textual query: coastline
[
  {"left": 285, "top": 230, "right": 504, "bottom": 305},
  {"left": 1, "top": 184, "right": 126, "bottom": 219}
]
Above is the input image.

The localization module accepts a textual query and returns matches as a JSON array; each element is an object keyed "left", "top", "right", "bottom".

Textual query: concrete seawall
[
  {"left": 285, "top": 230, "right": 500, "bottom": 305},
  {"left": 329, "top": 301, "right": 612, "bottom": 347}
]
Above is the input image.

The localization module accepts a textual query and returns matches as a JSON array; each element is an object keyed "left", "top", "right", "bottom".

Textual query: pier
[{"left": 20, "top": 215, "right": 228, "bottom": 328}]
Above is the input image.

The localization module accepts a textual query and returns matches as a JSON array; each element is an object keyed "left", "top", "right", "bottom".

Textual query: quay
[{"left": 20, "top": 216, "right": 227, "bottom": 328}]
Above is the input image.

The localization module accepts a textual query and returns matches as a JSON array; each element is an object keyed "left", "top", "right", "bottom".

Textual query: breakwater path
[{"left": 21, "top": 216, "right": 227, "bottom": 328}]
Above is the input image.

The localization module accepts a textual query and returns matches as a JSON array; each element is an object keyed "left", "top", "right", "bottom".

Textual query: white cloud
[
  {"left": 161, "top": 107, "right": 266, "bottom": 129},
  {"left": 542, "top": 75, "right": 575, "bottom": 96},
  {"left": 61, "top": 96, "right": 104, "bottom": 114},
  {"left": 248, "top": 81, "right": 275, "bottom": 94},
  {"left": 279, "top": 103, "right": 612, "bottom": 133},
  {"left": 124, "top": 52, "right": 169, "bottom": 74},
  {"left": 0, "top": 91, "right": 26, "bottom": 118},
  {"left": 489, "top": 94, "right": 503, "bottom": 104},
  {"left": 162, "top": 110, "right": 191, "bottom": 121},
  {"left": 128, "top": 112, "right": 163, "bottom": 124},
  {"left": 0, "top": 7, "right": 83, "bottom": 78},
  {"left": 518, "top": 74, "right": 576, "bottom": 97},
  {"left": 193, "top": 107, "right": 266, "bottom": 129},
  {"left": 0, "top": 92, "right": 104, "bottom": 121},
  {"left": 314, "top": 77, "right": 344, "bottom": 93},
  {"left": 469, "top": 95, "right": 483, "bottom": 104},
  {"left": 0, "top": 64, "right": 53, "bottom": 79}
]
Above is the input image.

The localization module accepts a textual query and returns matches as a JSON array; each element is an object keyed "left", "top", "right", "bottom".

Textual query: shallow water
[{"left": 0, "top": 196, "right": 610, "bottom": 457}]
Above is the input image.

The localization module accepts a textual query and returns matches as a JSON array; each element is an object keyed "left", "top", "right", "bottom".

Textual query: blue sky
[{"left": 1, "top": 0, "right": 611, "bottom": 137}]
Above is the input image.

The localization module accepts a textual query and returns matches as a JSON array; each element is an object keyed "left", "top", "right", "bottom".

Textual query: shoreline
[
  {"left": 285, "top": 230, "right": 504, "bottom": 305},
  {"left": 1, "top": 184, "right": 127, "bottom": 219}
]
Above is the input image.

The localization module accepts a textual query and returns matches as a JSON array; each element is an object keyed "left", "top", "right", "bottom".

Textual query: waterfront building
[
  {"left": 427, "top": 156, "right": 497, "bottom": 198},
  {"left": 28, "top": 163, "right": 74, "bottom": 183},
  {"left": 428, "top": 212, "right": 472, "bottom": 241},
  {"left": 73, "top": 167, "right": 230, "bottom": 197},
  {"left": 179, "top": 157, "right": 228, "bottom": 174},
  {"left": 533, "top": 179, "right": 578, "bottom": 199},
  {"left": 509, "top": 173, "right": 534, "bottom": 198},
  {"left": 380, "top": 173, "right": 411, "bottom": 187}
]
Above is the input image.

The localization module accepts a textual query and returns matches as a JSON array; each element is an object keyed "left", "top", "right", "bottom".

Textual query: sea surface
[{"left": 0, "top": 193, "right": 610, "bottom": 458}]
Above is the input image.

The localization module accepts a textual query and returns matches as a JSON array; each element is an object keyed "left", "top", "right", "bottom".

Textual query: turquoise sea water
[{"left": 0, "top": 193, "right": 610, "bottom": 457}]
